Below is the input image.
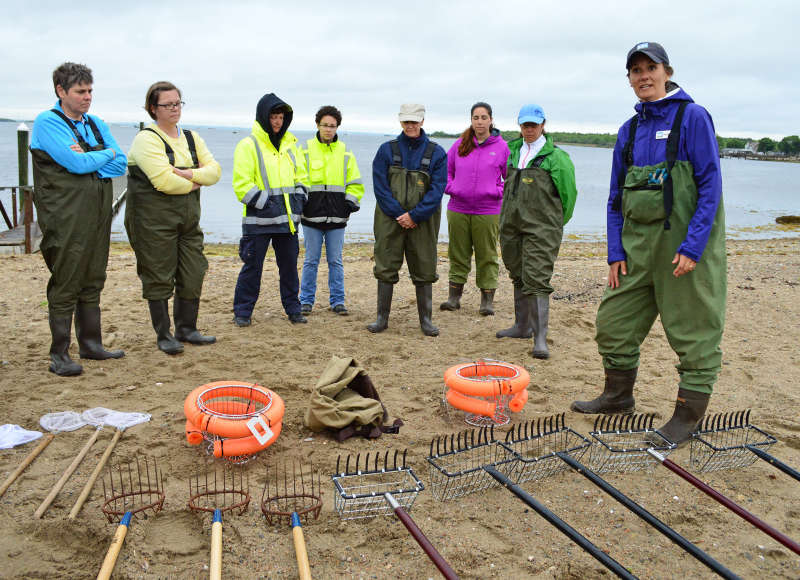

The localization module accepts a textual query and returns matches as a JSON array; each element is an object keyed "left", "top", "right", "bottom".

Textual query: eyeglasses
[
  {"left": 156, "top": 101, "right": 185, "bottom": 110},
  {"left": 319, "top": 123, "right": 338, "bottom": 129}
]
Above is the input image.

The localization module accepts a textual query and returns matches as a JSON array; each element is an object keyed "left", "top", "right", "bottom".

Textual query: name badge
[{"left": 655, "top": 130, "right": 671, "bottom": 140}]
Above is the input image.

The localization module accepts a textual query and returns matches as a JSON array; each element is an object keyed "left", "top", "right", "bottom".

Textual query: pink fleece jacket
[{"left": 444, "top": 132, "right": 510, "bottom": 215}]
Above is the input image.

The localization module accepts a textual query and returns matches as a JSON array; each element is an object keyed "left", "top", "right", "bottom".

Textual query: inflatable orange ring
[
  {"left": 444, "top": 362, "right": 530, "bottom": 397},
  {"left": 445, "top": 388, "right": 497, "bottom": 417},
  {"left": 185, "top": 400, "right": 257, "bottom": 445},
  {"left": 509, "top": 388, "right": 529, "bottom": 413},
  {"left": 183, "top": 381, "right": 285, "bottom": 438},
  {"left": 213, "top": 420, "right": 283, "bottom": 458}
]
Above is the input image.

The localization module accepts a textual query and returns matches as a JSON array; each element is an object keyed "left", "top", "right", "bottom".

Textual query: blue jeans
[
  {"left": 299, "top": 225, "right": 345, "bottom": 307},
  {"left": 233, "top": 233, "right": 300, "bottom": 318}
]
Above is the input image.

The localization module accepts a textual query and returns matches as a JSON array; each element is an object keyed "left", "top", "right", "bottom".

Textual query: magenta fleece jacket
[{"left": 445, "top": 132, "right": 510, "bottom": 215}]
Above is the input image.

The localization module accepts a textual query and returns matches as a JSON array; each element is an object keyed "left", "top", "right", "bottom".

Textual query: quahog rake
[
  {"left": 588, "top": 413, "right": 674, "bottom": 474},
  {"left": 331, "top": 449, "right": 458, "bottom": 580}
]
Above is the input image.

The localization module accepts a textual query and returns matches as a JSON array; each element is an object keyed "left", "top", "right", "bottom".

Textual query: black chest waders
[{"left": 595, "top": 102, "right": 727, "bottom": 394}]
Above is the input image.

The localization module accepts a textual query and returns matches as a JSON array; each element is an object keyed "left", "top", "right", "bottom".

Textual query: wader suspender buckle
[
  {"left": 662, "top": 101, "right": 689, "bottom": 230},
  {"left": 141, "top": 128, "right": 199, "bottom": 168},
  {"left": 388, "top": 140, "right": 437, "bottom": 175}
]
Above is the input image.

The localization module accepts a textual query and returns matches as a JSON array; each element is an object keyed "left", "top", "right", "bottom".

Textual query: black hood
[{"left": 256, "top": 93, "right": 293, "bottom": 150}]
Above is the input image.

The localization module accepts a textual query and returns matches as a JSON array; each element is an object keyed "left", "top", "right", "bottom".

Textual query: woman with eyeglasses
[
  {"left": 298, "top": 106, "right": 364, "bottom": 316},
  {"left": 497, "top": 104, "right": 578, "bottom": 360},
  {"left": 126, "top": 81, "right": 221, "bottom": 355}
]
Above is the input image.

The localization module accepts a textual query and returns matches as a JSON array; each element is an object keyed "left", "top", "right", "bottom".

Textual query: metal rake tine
[
  {"left": 345, "top": 454, "right": 350, "bottom": 475},
  {"left": 745, "top": 409, "right": 752, "bottom": 426},
  {"left": 647, "top": 413, "right": 655, "bottom": 430},
  {"left": 449, "top": 433, "right": 455, "bottom": 453},
  {"left": 735, "top": 409, "right": 746, "bottom": 428},
  {"left": 593, "top": 414, "right": 601, "bottom": 432},
  {"left": 401, "top": 449, "right": 408, "bottom": 470}
]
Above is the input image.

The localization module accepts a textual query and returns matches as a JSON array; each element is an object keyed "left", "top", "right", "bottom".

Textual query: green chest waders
[
  {"left": 499, "top": 161, "right": 564, "bottom": 295},
  {"left": 31, "top": 113, "right": 113, "bottom": 316},
  {"left": 596, "top": 103, "right": 726, "bottom": 393},
  {"left": 372, "top": 141, "right": 441, "bottom": 284},
  {"left": 124, "top": 129, "right": 207, "bottom": 300}
]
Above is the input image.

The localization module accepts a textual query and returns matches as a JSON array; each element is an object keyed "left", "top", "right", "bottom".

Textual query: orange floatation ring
[
  {"left": 183, "top": 381, "right": 285, "bottom": 458},
  {"left": 444, "top": 361, "right": 530, "bottom": 417}
]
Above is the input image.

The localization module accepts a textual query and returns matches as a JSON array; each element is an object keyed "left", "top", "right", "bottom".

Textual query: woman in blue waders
[{"left": 571, "top": 42, "right": 726, "bottom": 445}]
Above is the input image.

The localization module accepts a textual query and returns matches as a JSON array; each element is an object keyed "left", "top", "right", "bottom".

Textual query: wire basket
[
  {"left": 689, "top": 410, "right": 777, "bottom": 472},
  {"left": 588, "top": 414, "right": 675, "bottom": 474},
  {"left": 426, "top": 426, "right": 518, "bottom": 501},
  {"left": 500, "top": 414, "right": 592, "bottom": 484},
  {"left": 331, "top": 450, "right": 424, "bottom": 520}
]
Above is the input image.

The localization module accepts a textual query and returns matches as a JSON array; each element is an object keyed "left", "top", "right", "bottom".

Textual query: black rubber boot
[
  {"left": 74, "top": 303, "right": 124, "bottom": 360},
  {"left": 174, "top": 297, "right": 216, "bottom": 345},
  {"left": 656, "top": 388, "right": 710, "bottom": 446},
  {"left": 48, "top": 315, "right": 83, "bottom": 376},
  {"left": 416, "top": 284, "right": 439, "bottom": 337},
  {"left": 530, "top": 296, "right": 550, "bottom": 359},
  {"left": 479, "top": 289, "right": 495, "bottom": 316},
  {"left": 439, "top": 282, "right": 463, "bottom": 311},
  {"left": 496, "top": 286, "right": 532, "bottom": 338},
  {"left": 366, "top": 282, "right": 393, "bottom": 333},
  {"left": 570, "top": 368, "right": 637, "bottom": 414},
  {"left": 148, "top": 300, "right": 184, "bottom": 355}
]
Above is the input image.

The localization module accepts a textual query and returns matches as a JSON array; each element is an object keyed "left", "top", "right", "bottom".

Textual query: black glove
[{"left": 346, "top": 200, "right": 360, "bottom": 214}]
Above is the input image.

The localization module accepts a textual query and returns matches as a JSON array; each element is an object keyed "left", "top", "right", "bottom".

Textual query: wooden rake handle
[
  {"left": 68, "top": 429, "right": 122, "bottom": 520},
  {"left": 0, "top": 433, "right": 55, "bottom": 498},
  {"left": 291, "top": 512, "right": 312, "bottom": 580},
  {"left": 34, "top": 428, "right": 101, "bottom": 519},
  {"left": 97, "top": 511, "right": 131, "bottom": 580}
]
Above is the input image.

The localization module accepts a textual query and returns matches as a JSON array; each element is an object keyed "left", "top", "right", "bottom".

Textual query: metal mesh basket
[
  {"left": 588, "top": 414, "right": 674, "bottom": 474},
  {"left": 331, "top": 450, "right": 424, "bottom": 520},
  {"left": 426, "top": 427, "right": 518, "bottom": 501},
  {"left": 689, "top": 410, "right": 777, "bottom": 472},
  {"left": 500, "top": 414, "right": 591, "bottom": 484}
]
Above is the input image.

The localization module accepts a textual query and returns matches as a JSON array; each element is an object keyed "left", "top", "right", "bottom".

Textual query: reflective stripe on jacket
[
  {"left": 300, "top": 136, "right": 364, "bottom": 230},
  {"left": 233, "top": 121, "right": 308, "bottom": 235}
]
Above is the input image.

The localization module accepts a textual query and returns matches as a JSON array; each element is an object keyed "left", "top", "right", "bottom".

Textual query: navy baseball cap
[{"left": 626, "top": 42, "right": 669, "bottom": 70}]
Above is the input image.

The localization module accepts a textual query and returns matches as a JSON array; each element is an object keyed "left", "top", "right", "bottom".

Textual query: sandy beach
[{"left": 0, "top": 237, "right": 798, "bottom": 579}]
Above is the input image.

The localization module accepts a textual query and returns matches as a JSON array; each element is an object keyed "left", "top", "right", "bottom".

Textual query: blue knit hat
[{"left": 518, "top": 104, "right": 545, "bottom": 125}]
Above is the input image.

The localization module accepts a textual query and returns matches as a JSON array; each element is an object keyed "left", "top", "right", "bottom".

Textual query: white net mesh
[
  {"left": 82, "top": 407, "right": 151, "bottom": 430},
  {"left": 39, "top": 411, "right": 86, "bottom": 433}
]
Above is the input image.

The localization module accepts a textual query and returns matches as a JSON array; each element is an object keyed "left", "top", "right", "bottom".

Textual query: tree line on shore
[{"left": 431, "top": 130, "right": 800, "bottom": 155}]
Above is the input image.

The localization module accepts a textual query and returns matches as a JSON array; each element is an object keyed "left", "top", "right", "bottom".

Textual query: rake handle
[
  {"left": 97, "top": 511, "right": 131, "bottom": 580},
  {"left": 555, "top": 452, "right": 740, "bottom": 580},
  {"left": 0, "top": 433, "right": 55, "bottom": 498},
  {"left": 210, "top": 509, "right": 222, "bottom": 580},
  {"left": 68, "top": 429, "right": 122, "bottom": 520},
  {"left": 746, "top": 445, "right": 800, "bottom": 483},
  {"left": 483, "top": 465, "right": 637, "bottom": 580},
  {"left": 384, "top": 493, "right": 460, "bottom": 580},
  {"left": 291, "top": 512, "right": 312, "bottom": 580},
  {"left": 35, "top": 428, "right": 101, "bottom": 519},
  {"left": 649, "top": 450, "right": 800, "bottom": 556}
]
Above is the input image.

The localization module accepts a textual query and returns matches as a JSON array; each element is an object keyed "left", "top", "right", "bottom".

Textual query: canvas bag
[{"left": 304, "top": 356, "right": 402, "bottom": 441}]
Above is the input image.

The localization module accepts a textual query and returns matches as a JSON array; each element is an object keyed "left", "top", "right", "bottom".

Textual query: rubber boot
[
  {"left": 174, "top": 297, "right": 216, "bottom": 345},
  {"left": 495, "top": 286, "right": 532, "bottom": 338},
  {"left": 74, "top": 303, "right": 124, "bottom": 360},
  {"left": 416, "top": 284, "right": 439, "bottom": 337},
  {"left": 48, "top": 315, "right": 83, "bottom": 376},
  {"left": 656, "top": 388, "right": 710, "bottom": 446},
  {"left": 366, "top": 281, "right": 393, "bottom": 333},
  {"left": 439, "top": 282, "right": 463, "bottom": 311},
  {"left": 148, "top": 300, "right": 184, "bottom": 355},
  {"left": 570, "top": 368, "right": 637, "bottom": 414},
  {"left": 530, "top": 295, "right": 550, "bottom": 359},
  {"left": 479, "top": 289, "right": 495, "bottom": 316}
]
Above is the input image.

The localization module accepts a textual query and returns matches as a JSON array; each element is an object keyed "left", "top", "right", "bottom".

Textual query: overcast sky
[{"left": 1, "top": 0, "right": 797, "bottom": 139}]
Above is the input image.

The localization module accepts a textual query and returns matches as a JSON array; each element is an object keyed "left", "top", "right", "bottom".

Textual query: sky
[{"left": 1, "top": 0, "right": 797, "bottom": 139}]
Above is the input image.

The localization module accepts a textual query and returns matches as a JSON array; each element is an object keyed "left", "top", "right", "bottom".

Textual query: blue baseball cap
[{"left": 518, "top": 104, "right": 545, "bottom": 125}]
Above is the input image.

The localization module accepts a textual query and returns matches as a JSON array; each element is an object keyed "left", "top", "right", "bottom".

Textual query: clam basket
[
  {"left": 689, "top": 410, "right": 777, "bottom": 472},
  {"left": 500, "top": 414, "right": 592, "bottom": 484},
  {"left": 426, "top": 427, "right": 518, "bottom": 501},
  {"left": 588, "top": 414, "right": 675, "bottom": 474},
  {"left": 331, "top": 450, "right": 424, "bottom": 520}
]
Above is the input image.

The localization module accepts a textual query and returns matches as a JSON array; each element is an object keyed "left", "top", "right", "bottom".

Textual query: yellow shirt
[{"left": 127, "top": 124, "right": 221, "bottom": 195}]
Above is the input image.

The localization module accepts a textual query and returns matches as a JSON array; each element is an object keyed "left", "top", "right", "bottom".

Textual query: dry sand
[{"left": 0, "top": 237, "right": 798, "bottom": 579}]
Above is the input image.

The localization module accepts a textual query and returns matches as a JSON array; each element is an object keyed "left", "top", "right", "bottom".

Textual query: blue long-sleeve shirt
[
  {"left": 30, "top": 101, "right": 126, "bottom": 178},
  {"left": 372, "top": 129, "right": 446, "bottom": 224},
  {"left": 607, "top": 88, "right": 722, "bottom": 263}
]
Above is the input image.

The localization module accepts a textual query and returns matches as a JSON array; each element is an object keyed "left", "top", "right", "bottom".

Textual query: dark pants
[{"left": 233, "top": 233, "right": 300, "bottom": 318}]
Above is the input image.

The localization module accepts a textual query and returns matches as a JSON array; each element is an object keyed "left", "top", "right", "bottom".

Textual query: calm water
[{"left": 1, "top": 120, "right": 798, "bottom": 244}]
